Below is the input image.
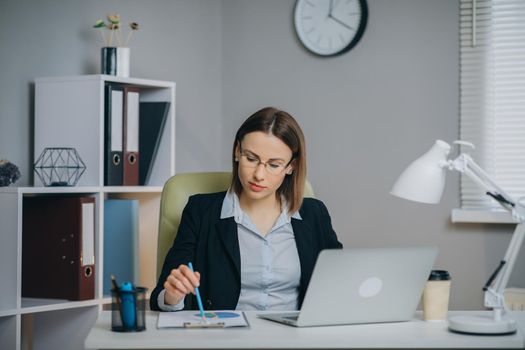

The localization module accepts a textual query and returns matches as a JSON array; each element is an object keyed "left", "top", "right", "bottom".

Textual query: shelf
[
  {"left": 20, "top": 298, "right": 101, "bottom": 314},
  {"left": 0, "top": 186, "right": 164, "bottom": 195},
  {"left": 0, "top": 308, "right": 18, "bottom": 317},
  {"left": 103, "top": 186, "right": 163, "bottom": 193},
  {"left": 0, "top": 74, "right": 176, "bottom": 350},
  {"left": 35, "top": 74, "right": 175, "bottom": 89},
  {"left": 0, "top": 187, "right": 101, "bottom": 194},
  {"left": 22, "top": 306, "right": 99, "bottom": 350},
  {"left": 34, "top": 75, "right": 176, "bottom": 187}
]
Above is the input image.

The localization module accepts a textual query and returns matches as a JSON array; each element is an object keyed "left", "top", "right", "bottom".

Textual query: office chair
[{"left": 156, "top": 171, "right": 315, "bottom": 277}]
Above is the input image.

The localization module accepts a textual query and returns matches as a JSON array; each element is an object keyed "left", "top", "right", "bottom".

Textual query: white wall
[{"left": 0, "top": 0, "right": 523, "bottom": 310}]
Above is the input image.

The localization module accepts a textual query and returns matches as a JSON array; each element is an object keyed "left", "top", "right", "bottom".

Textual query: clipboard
[
  {"left": 157, "top": 310, "right": 249, "bottom": 329},
  {"left": 183, "top": 322, "right": 225, "bottom": 328}
]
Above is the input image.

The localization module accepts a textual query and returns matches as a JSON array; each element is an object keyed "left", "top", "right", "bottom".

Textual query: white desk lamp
[{"left": 391, "top": 140, "right": 525, "bottom": 335}]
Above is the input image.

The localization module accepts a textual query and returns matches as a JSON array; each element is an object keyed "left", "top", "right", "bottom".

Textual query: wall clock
[{"left": 294, "top": 0, "right": 368, "bottom": 57}]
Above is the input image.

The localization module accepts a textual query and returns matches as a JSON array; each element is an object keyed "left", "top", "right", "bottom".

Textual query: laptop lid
[{"left": 260, "top": 246, "right": 438, "bottom": 327}]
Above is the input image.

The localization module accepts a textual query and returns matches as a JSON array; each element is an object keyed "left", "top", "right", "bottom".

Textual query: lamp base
[{"left": 448, "top": 315, "right": 516, "bottom": 335}]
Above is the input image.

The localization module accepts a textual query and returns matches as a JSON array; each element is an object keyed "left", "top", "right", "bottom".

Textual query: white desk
[{"left": 85, "top": 311, "right": 525, "bottom": 349}]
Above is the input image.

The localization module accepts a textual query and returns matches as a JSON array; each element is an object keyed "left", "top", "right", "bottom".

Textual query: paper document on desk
[{"left": 157, "top": 310, "right": 249, "bottom": 328}]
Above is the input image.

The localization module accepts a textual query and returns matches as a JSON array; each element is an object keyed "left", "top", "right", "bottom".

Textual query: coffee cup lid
[{"left": 428, "top": 270, "right": 451, "bottom": 280}]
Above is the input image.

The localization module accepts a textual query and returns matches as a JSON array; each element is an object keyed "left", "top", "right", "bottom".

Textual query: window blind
[{"left": 459, "top": 0, "right": 525, "bottom": 211}]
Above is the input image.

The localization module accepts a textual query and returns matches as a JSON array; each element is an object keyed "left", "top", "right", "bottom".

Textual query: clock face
[{"left": 294, "top": 0, "right": 368, "bottom": 56}]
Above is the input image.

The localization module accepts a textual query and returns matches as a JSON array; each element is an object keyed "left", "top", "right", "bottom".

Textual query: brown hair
[{"left": 230, "top": 107, "right": 307, "bottom": 214}]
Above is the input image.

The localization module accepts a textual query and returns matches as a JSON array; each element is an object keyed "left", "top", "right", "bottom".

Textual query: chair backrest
[{"left": 156, "top": 171, "right": 315, "bottom": 277}]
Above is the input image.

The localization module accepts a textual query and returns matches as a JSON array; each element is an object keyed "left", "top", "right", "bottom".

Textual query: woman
[{"left": 150, "top": 107, "right": 342, "bottom": 312}]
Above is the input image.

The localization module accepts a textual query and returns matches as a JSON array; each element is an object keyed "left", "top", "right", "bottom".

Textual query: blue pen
[
  {"left": 120, "top": 282, "right": 136, "bottom": 330},
  {"left": 188, "top": 262, "right": 207, "bottom": 323}
]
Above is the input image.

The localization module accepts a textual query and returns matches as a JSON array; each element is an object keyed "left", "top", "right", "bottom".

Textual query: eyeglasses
[{"left": 238, "top": 146, "right": 293, "bottom": 175}]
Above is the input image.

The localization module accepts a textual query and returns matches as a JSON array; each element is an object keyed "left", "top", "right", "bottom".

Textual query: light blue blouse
[{"left": 158, "top": 190, "right": 302, "bottom": 311}]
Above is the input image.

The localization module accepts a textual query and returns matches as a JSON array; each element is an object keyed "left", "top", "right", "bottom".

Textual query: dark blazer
[{"left": 150, "top": 191, "right": 342, "bottom": 311}]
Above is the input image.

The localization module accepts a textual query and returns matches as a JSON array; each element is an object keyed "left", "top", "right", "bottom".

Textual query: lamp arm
[
  {"left": 449, "top": 154, "right": 516, "bottom": 207},
  {"left": 490, "top": 223, "right": 525, "bottom": 297},
  {"left": 449, "top": 153, "right": 525, "bottom": 312}
]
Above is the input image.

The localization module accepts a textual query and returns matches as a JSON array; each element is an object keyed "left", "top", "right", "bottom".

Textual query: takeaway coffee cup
[{"left": 422, "top": 270, "right": 451, "bottom": 321}]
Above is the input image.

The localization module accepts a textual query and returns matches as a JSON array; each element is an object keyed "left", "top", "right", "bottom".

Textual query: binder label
[
  {"left": 110, "top": 90, "right": 123, "bottom": 151},
  {"left": 126, "top": 91, "right": 140, "bottom": 152},
  {"left": 82, "top": 203, "right": 95, "bottom": 266}
]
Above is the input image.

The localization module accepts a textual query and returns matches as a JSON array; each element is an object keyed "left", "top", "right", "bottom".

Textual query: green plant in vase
[{"left": 93, "top": 14, "right": 140, "bottom": 47}]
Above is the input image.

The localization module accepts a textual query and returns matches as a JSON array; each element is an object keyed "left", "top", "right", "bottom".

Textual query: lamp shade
[{"left": 391, "top": 140, "right": 451, "bottom": 204}]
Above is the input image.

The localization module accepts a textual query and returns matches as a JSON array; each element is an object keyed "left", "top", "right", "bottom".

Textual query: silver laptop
[{"left": 257, "top": 247, "right": 438, "bottom": 327}]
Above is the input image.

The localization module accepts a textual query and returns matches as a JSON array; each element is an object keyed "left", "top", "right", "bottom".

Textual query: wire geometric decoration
[{"left": 34, "top": 147, "right": 86, "bottom": 186}]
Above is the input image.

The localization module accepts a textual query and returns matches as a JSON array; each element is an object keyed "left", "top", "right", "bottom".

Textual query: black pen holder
[{"left": 111, "top": 287, "right": 147, "bottom": 332}]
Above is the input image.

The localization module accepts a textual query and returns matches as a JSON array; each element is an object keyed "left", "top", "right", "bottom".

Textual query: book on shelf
[
  {"left": 104, "top": 83, "right": 170, "bottom": 187},
  {"left": 123, "top": 86, "right": 140, "bottom": 186},
  {"left": 104, "top": 84, "right": 124, "bottom": 186},
  {"left": 22, "top": 196, "right": 96, "bottom": 301},
  {"left": 139, "top": 101, "right": 171, "bottom": 186},
  {"left": 103, "top": 199, "right": 139, "bottom": 296}
]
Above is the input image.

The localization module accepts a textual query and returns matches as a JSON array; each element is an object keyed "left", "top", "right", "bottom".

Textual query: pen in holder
[{"left": 110, "top": 283, "right": 147, "bottom": 332}]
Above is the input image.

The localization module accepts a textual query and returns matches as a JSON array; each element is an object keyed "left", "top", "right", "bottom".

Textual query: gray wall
[
  {"left": 0, "top": 0, "right": 224, "bottom": 181},
  {"left": 221, "top": 0, "right": 525, "bottom": 310},
  {"left": 1, "top": 0, "right": 523, "bottom": 310}
]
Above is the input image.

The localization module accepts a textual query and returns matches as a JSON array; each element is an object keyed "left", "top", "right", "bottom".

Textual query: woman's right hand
[{"left": 163, "top": 264, "right": 201, "bottom": 306}]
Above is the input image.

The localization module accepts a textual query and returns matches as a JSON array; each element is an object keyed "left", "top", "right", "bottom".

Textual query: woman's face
[{"left": 236, "top": 131, "right": 294, "bottom": 203}]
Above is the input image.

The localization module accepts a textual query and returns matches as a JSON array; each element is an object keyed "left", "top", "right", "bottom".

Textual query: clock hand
[
  {"left": 328, "top": 0, "right": 341, "bottom": 18},
  {"left": 329, "top": 15, "right": 355, "bottom": 31}
]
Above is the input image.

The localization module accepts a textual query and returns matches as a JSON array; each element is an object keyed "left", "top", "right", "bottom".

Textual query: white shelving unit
[
  {"left": 34, "top": 75, "right": 175, "bottom": 188},
  {"left": 0, "top": 75, "right": 176, "bottom": 349}
]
